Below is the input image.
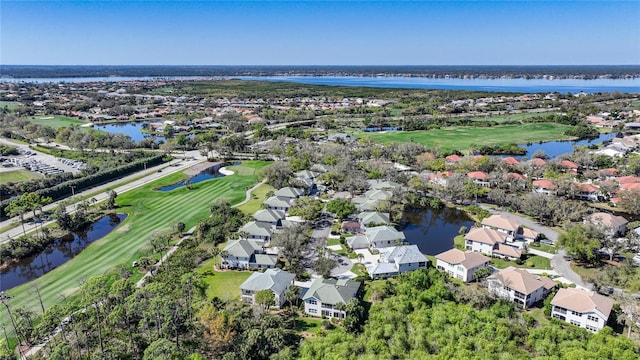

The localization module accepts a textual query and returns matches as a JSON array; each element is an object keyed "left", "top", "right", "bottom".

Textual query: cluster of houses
[{"left": 464, "top": 214, "right": 539, "bottom": 259}]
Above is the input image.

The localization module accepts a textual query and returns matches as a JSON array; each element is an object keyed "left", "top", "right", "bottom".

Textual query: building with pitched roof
[
  {"left": 240, "top": 269, "right": 295, "bottom": 308},
  {"left": 467, "top": 171, "right": 491, "bottom": 187},
  {"left": 481, "top": 214, "right": 539, "bottom": 246},
  {"left": 585, "top": 212, "right": 629, "bottom": 237},
  {"left": 275, "top": 187, "right": 305, "bottom": 200},
  {"left": 435, "top": 248, "right": 491, "bottom": 282},
  {"left": 222, "top": 239, "right": 275, "bottom": 269},
  {"left": 551, "top": 288, "right": 614, "bottom": 332},
  {"left": 253, "top": 208, "right": 286, "bottom": 228},
  {"left": 239, "top": 221, "right": 274, "bottom": 242},
  {"left": 487, "top": 267, "right": 556, "bottom": 308},
  {"left": 263, "top": 196, "right": 292, "bottom": 212},
  {"left": 365, "top": 226, "right": 406, "bottom": 249},
  {"left": 303, "top": 278, "right": 361, "bottom": 318},
  {"left": 532, "top": 179, "right": 558, "bottom": 195},
  {"left": 366, "top": 245, "right": 429, "bottom": 279},
  {"left": 464, "top": 227, "right": 523, "bottom": 260},
  {"left": 357, "top": 211, "right": 390, "bottom": 228}
]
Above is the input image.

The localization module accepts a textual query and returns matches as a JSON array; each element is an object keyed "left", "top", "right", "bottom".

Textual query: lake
[
  {"left": 2, "top": 75, "right": 638, "bottom": 93},
  {"left": 401, "top": 206, "right": 474, "bottom": 256},
  {"left": 93, "top": 122, "right": 166, "bottom": 143},
  {"left": 520, "top": 132, "right": 616, "bottom": 159},
  {"left": 157, "top": 163, "right": 227, "bottom": 191},
  {"left": 0, "top": 213, "right": 127, "bottom": 291}
]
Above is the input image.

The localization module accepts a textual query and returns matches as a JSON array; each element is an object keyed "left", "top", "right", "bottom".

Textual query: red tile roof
[
  {"left": 467, "top": 171, "right": 489, "bottom": 180},
  {"left": 502, "top": 157, "right": 520, "bottom": 165},
  {"left": 533, "top": 179, "right": 557, "bottom": 190}
]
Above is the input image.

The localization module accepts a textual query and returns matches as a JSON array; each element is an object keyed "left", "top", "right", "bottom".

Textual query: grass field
[
  {"left": 357, "top": 122, "right": 574, "bottom": 152},
  {"left": 0, "top": 101, "right": 20, "bottom": 110},
  {"left": 236, "top": 183, "right": 275, "bottom": 214},
  {"left": 0, "top": 169, "right": 42, "bottom": 184},
  {"left": 0, "top": 161, "right": 269, "bottom": 324},
  {"left": 463, "top": 111, "right": 555, "bottom": 124},
  {"left": 196, "top": 259, "right": 251, "bottom": 301},
  {"left": 492, "top": 254, "right": 552, "bottom": 270},
  {"left": 28, "top": 115, "right": 86, "bottom": 129}
]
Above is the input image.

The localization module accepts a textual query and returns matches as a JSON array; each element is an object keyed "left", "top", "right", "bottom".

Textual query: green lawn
[
  {"left": 357, "top": 122, "right": 574, "bottom": 152},
  {"left": 28, "top": 115, "right": 87, "bottom": 129},
  {"left": 0, "top": 169, "right": 42, "bottom": 184},
  {"left": 235, "top": 183, "right": 275, "bottom": 214},
  {"left": 0, "top": 100, "right": 20, "bottom": 110},
  {"left": 491, "top": 254, "right": 552, "bottom": 270},
  {"left": 196, "top": 260, "right": 252, "bottom": 301},
  {"left": 463, "top": 111, "right": 556, "bottom": 124},
  {"left": 0, "top": 161, "right": 269, "bottom": 324}
]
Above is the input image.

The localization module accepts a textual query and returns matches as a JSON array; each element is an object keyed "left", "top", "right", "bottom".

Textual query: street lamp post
[{"left": 70, "top": 185, "right": 76, "bottom": 196}]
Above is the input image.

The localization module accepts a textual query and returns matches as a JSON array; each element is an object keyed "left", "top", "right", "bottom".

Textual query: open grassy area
[
  {"left": 28, "top": 115, "right": 87, "bottom": 129},
  {"left": 357, "top": 122, "right": 574, "bottom": 152},
  {"left": 0, "top": 161, "right": 269, "bottom": 324},
  {"left": 235, "top": 183, "right": 275, "bottom": 214},
  {"left": 196, "top": 259, "right": 252, "bottom": 301},
  {"left": 492, "top": 254, "right": 552, "bottom": 270},
  {"left": 463, "top": 111, "right": 555, "bottom": 124},
  {"left": 0, "top": 100, "right": 20, "bottom": 110},
  {"left": 0, "top": 169, "right": 42, "bottom": 184}
]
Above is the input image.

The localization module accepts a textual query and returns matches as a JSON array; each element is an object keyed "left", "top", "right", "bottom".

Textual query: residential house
[
  {"left": 445, "top": 154, "right": 463, "bottom": 165},
  {"left": 253, "top": 208, "right": 286, "bottom": 228},
  {"left": 366, "top": 245, "right": 429, "bottom": 279},
  {"left": 532, "top": 179, "right": 558, "bottom": 195},
  {"left": 464, "top": 227, "right": 522, "bottom": 260},
  {"left": 551, "top": 288, "right": 614, "bottom": 332},
  {"left": 239, "top": 221, "right": 274, "bottom": 243},
  {"left": 559, "top": 160, "right": 579, "bottom": 174},
  {"left": 574, "top": 183, "right": 600, "bottom": 202},
  {"left": 222, "top": 240, "right": 265, "bottom": 269},
  {"left": 585, "top": 212, "right": 629, "bottom": 237},
  {"left": 263, "top": 196, "right": 292, "bottom": 212},
  {"left": 347, "top": 234, "right": 370, "bottom": 250},
  {"left": 357, "top": 211, "right": 391, "bottom": 228},
  {"left": 467, "top": 171, "right": 491, "bottom": 187},
  {"left": 303, "top": 278, "right": 361, "bottom": 318},
  {"left": 502, "top": 157, "right": 520, "bottom": 166},
  {"left": 240, "top": 269, "right": 295, "bottom": 308},
  {"left": 429, "top": 171, "right": 454, "bottom": 187},
  {"left": 294, "top": 170, "right": 317, "bottom": 180},
  {"left": 365, "top": 226, "right": 406, "bottom": 249},
  {"left": 487, "top": 267, "right": 556, "bottom": 308},
  {"left": 275, "top": 187, "right": 305, "bottom": 200},
  {"left": 341, "top": 221, "right": 361, "bottom": 234},
  {"left": 504, "top": 173, "right": 527, "bottom": 189},
  {"left": 481, "top": 214, "right": 520, "bottom": 241},
  {"left": 435, "top": 248, "right": 491, "bottom": 282},
  {"left": 367, "top": 179, "right": 402, "bottom": 191}
]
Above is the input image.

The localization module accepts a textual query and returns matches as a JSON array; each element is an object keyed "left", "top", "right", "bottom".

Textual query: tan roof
[
  {"left": 551, "top": 288, "right": 614, "bottom": 318},
  {"left": 467, "top": 171, "right": 489, "bottom": 180},
  {"left": 493, "top": 244, "right": 522, "bottom": 259},
  {"left": 482, "top": 214, "right": 520, "bottom": 232},
  {"left": 464, "top": 227, "right": 507, "bottom": 245},
  {"left": 520, "top": 227, "right": 539, "bottom": 239},
  {"left": 435, "top": 248, "right": 491, "bottom": 269},
  {"left": 587, "top": 212, "right": 628, "bottom": 228},
  {"left": 533, "top": 179, "right": 557, "bottom": 190},
  {"left": 490, "top": 266, "right": 556, "bottom": 295}
]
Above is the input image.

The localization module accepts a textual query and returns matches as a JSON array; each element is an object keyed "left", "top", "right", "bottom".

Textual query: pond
[
  {"left": 157, "top": 163, "right": 227, "bottom": 191},
  {"left": 93, "top": 121, "right": 167, "bottom": 143},
  {"left": 401, "top": 206, "right": 474, "bottom": 256},
  {"left": 0, "top": 213, "right": 127, "bottom": 291},
  {"left": 520, "top": 132, "right": 617, "bottom": 159}
]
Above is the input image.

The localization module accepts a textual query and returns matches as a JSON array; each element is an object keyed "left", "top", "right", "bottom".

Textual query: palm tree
[
  {"left": 284, "top": 285, "right": 301, "bottom": 308},
  {"left": 357, "top": 253, "right": 364, "bottom": 264}
]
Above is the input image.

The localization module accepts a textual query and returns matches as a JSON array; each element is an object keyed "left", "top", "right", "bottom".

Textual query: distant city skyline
[{"left": 1, "top": 1, "right": 639, "bottom": 66}]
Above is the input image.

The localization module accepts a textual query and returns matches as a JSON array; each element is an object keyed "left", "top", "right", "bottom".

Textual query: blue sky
[{"left": 1, "top": 1, "right": 639, "bottom": 65}]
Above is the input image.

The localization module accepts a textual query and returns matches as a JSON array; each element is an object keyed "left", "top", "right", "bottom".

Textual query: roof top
[
  {"left": 464, "top": 227, "right": 507, "bottom": 245},
  {"left": 223, "top": 239, "right": 263, "bottom": 258},
  {"left": 381, "top": 245, "right": 428, "bottom": 265},
  {"left": 302, "top": 278, "right": 361, "bottom": 305},
  {"left": 488, "top": 267, "right": 556, "bottom": 295},
  {"left": 482, "top": 214, "right": 520, "bottom": 232},
  {"left": 275, "top": 187, "right": 304, "bottom": 198},
  {"left": 358, "top": 211, "right": 390, "bottom": 225},
  {"left": 366, "top": 226, "right": 406, "bottom": 243},
  {"left": 366, "top": 262, "right": 399, "bottom": 276},
  {"left": 239, "top": 221, "right": 273, "bottom": 237},
  {"left": 493, "top": 243, "right": 522, "bottom": 259},
  {"left": 435, "top": 248, "right": 491, "bottom": 269},
  {"left": 502, "top": 157, "right": 520, "bottom": 165},
  {"left": 347, "top": 235, "right": 369, "bottom": 248},
  {"left": 264, "top": 196, "right": 292, "bottom": 208},
  {"left": 529, "top": 158, "right": 547, "bottom": 166},
  {"left": 253, "top": 208, "right": 286, "bottom": 222},
  {"left": 240, "top": 269, "right": 295, "bottom": 294},
  {"left": 587, "top": 212, "right": 628, "bottom": 228},
  {"left": 467, "top": 171, "right": 489, "bottom": 180},
  {"left": 532, "top": 179, "right": 557, "bottom": 190},
  {"left": 551, "top": 288, "right": 614, "bottom": 318},
  {"left": 253, "top": 254, "right": 278, "bottom": 267}
]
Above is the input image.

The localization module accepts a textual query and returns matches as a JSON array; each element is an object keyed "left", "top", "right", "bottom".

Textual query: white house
[
  {"left": 435, "top": 248, "right": 491, "bottom": 282},
  {"left": 532, "top": 179, "right": 558, "bottom": 196},
  {"left": 481, "top": 214, "right": 520, "bottom": 242},
  {"left": 366, "top": 245, "right": 429, "bottom": 279},
  {"left": 365, "top": 226, "right": 406, "bottom": 249},
  {"left": 222, "top": 240, "right": 263, "bottom": 269},
  {"left": 239, "top": 269, "right": 295, "bottom": 308},
  {"left": 239, "top": 221, "right": 274, "bottom": 243},
  {"left": 303, "top": 278, "right": 361, "bottom": 319},
  {"left": 263, "top": 196, "right": 292, "bottom": 212},
  {"left": 487, "top": 267, "right": 556, "bottom": 308},
  {"left": 551, "top": 288, "right": 614, "bottom": 332},
  {"left": 585, "top": 212, "right": 629, "bottom": 237},
  {"left": 464, "top": 227, "right": 522, "bottom": 260},
  {"left": 253, "top": 208, "right": 286, "bottom": 229}
]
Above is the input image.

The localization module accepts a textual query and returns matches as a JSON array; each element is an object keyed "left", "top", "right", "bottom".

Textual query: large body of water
[
  {"left": 2, "top": 75, "right": 638, "bottom": 94},
  {"left": 93, "top": 122, "right": 166, "bottom": 143},
  {"left": 520, "top": 132, "right": 616, "bottom": 159},
  {"left": 402, "top": 206, "right": 474, "bottom": 256},
  {"left": 0, "top": 213, "right": 127, "bottom": 291}
]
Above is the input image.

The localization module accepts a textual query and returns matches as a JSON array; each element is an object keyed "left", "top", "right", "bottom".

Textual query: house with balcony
[
  {"left": 303, "top": 278, "right": 361, "bottom": 319},
  {"left": 467, "top": 171, "right": 491, "bottom": 187},
  {"left": 239, "top": 269, "right": 295, "bottom": 308},
  {"left": 435, "top": 248, "right": 491, "bottom": 282},
  {"left": 464, "top": 227, "right": 523, "bottom": 260},
  {"left": 585, "top": 212, "right": 629, "bottom": 237},
  {"left": 487, "top": 267, "right": 556, "bottom": 308},
  {"left": 366, "top": 245, "right": 429, "bottom": 279},
  {"left": 481, "top": 214, "right": 539, "bottom": 246},
  {"left": 551, "top": 288, "right": 614, "bottom": 332},
  {"left": 574, "top": 183, "right": 601, "bottom": 202},
  {"left": 239, "top": 221, "right": 274, "bottom": 243},
  {"left": 532, "top": 179, "right": 558, "bottom": 195},
  {"left": 263, "top": 196, "right": 292, "bottom": 212},
  {"left": 221, "top": 239, "right": 275, "bottom": 269}
]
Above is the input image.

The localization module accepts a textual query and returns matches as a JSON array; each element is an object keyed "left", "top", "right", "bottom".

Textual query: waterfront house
[
  {"left": 464, "top": 227, "right": 522, "bottom": 260},
  {"left": 366, "top": 245, "right": 429, "bottom": 279},
  {"left": 357, "top": 211, "right": 391, "bottom": 228}
]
